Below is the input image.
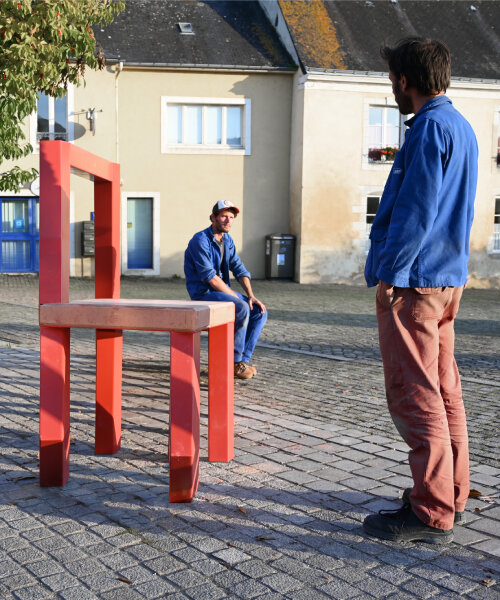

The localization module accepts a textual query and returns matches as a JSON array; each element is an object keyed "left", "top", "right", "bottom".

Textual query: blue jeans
[{"left": 193, "top": 290, "right": 267, "bottom": 363}]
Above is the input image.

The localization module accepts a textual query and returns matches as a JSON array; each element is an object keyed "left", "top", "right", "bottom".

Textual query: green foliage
[{"left": 0, "top": 0, "right": 124, "bottom": 191}]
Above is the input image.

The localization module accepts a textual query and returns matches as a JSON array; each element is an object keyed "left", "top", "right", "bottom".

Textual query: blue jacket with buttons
[
  {"left": 184, "top": 226, "right": 251, "bottom": 298},
  {"left": 365, "top": 96, "right": 478, "bottom": 288}
]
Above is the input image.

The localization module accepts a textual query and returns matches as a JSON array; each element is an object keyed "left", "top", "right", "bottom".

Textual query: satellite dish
[{"left": 30, "top": 177, "right": 40, "bottom": 196}]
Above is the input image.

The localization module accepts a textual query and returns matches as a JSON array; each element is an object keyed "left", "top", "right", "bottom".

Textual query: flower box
[{"left": 368, "top": 146, "right": 399, "bottom": 162}]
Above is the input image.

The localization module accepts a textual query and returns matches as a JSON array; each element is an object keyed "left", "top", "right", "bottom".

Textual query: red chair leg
[
  {"left": 169, "top": 332, "right": 200, "bottom": 502},
  {"left": 208, "top": 322, "right": 234, "bottom": 462},
  {"left": 39, "top": 326, "right": 70, "bottom": 486},
  {"left": 95, "top": 329, "right": 123, "bottom": 454}
]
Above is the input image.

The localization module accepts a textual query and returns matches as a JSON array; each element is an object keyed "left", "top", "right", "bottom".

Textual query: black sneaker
[
  {"left": 363, "top": 504, "right": 453, "bottom": 544},
  {"left": 402, "top": 488, "right": 465, "bottom": 525}
]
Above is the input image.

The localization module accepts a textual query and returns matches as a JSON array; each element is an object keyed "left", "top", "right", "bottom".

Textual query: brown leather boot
[{"left": 234, "top": 361, "right": 255, "bottom": 380}]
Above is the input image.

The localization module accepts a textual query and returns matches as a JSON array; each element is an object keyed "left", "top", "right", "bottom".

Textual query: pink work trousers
[{"left": 376, "top": 281, "right": 469, "bottom": 530}]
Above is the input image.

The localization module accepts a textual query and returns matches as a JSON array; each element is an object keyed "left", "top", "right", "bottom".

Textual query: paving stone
[
  {"left": 211, "top": 548, "right": 251, "bottom": 565},
  {"left": 317, "top": 577, "right": 360, "bottom": 598},
  {"left": 354, "top": 575, "right": 400, "bottom": 597},
  {"left": 402, "top": 576, "right": 442, "bottom": 598},
  {"left": 100, "top": 587, "right": 143, "bottom": 600},
  {"left": 184, "top": 582, "right": 227, "bottom": 600},
  {"left": 26, "top": 560, "right": 64, "bottom": 578},
  {"left": 260, "top": 572, "right": 303, "bottom": 593},
  {"left": 132, "top": 577, "right": 177, "bottom": 599},
  {"left": 2, "top": 572, "right": 39, "bottom": 592},
  {"left": 12, "top": 585, "right": 55, "bottom": 600},
  {"left": 57, "top": 587, "right": 100, "bottom": 600},
  {"left": 470, "top": 540, "right": 500, "bottom": 557}
]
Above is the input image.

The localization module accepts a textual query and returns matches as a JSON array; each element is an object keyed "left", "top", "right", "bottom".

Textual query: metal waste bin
[{"left": 265, "top": 233, "right": 295, "bottom": 279}]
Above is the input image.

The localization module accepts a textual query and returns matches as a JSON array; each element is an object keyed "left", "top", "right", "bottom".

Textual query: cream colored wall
[
  {"left": 117, "top": 69, "right": 293, "bottom": 278},
  {"left": 288, "top": 71, "right": 305, "bottom": 277},
  {"left": 0, "top": 67, "right": 292, "bottom": 280},
  {"left": 448, "top": 89, "right": 500, "bottom": 287},
  {"left": 293, "top": 73, "right": 500, "bottom": 286},
  {"left": 294, "top": 75, "right": 393, "bottom": 283}
]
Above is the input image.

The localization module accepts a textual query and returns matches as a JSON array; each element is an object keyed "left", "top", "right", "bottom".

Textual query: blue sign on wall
[{"left": 14, "top": 219, "right": 25, "bottom": 229}]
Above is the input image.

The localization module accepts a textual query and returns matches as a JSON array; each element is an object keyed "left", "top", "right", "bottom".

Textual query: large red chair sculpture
[{"left": 38, "top": 141, "right": 234, "bottom": 502}]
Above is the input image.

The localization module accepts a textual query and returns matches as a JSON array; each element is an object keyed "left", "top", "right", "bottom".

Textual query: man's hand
[
  {"left": 248, "top": 296, "right": 266, "bottom": 313},
  {"left": 238, "top": 276, "right": 266, "bottom": 313}
]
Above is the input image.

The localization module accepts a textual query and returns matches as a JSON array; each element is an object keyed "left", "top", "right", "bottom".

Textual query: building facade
[{"left": 1, "top": 0, "right": 499, "bottom": 287}]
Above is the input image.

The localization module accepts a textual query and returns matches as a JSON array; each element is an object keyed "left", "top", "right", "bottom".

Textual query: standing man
[
  {"left": 363, "top": 38, "right": 478, "bottom": 544},
  {"left": 184, "top": 200, "right": 267, "bottom": 380}
]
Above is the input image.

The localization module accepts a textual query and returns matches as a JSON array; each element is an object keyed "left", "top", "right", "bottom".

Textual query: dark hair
[{"left": 380, "top": 37, "right": 451, "bottom": 95}]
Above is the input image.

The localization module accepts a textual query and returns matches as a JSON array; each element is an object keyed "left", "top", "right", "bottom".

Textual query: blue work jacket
[
  {"left": 365, "top": 96, "right": 478, "bottom": 288},
  {"left": 184, "top": 226, "right": 251, "bottom": 298}
]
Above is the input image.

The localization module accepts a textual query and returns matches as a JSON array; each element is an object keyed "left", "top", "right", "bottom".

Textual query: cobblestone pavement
[{"left": 0, "top": 275, "right": 498, "bottom": 599}]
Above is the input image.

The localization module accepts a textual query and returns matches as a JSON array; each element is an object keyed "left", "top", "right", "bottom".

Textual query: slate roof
[
  {"left": 279, "top": 0, "right": 500, "bottom": 81},
  {"left": 96, "top": 0, "right": 296, "bottom": 70}
]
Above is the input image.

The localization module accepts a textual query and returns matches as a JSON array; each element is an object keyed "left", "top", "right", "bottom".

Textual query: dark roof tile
[
  {"left": 281, "top": 0, "right": 500, "bottom": 80},
  {"left": 96, "top": 0, "right": 295, "bottom": 69}
]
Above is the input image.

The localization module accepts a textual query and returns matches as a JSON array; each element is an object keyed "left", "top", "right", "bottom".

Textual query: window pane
[
  {"left": 226, "top": 106, "right": 242, "bottom": 146},
  {"left": 495, "top": 198, "right": 500, "bottom": 224},
  {"left": 367, "top": 196, "right": 380, "bottom": 215},
  {"left": 54, "top": 95, "right": 67, "bottom": 138},
  {"left": 185, "top": 106, "right": 202, "bottom": 144},
  {"left": 369, "top": 107, "right": 382, "bottom": 126},
  {"left": 368, "top": 126, "right": 382, "bottom": 148},
  {"left": 37, "top": 92, "right": 49, "bottom": 133},
  {"left": 2, "top": 200, "right": 29, "bottom": 233},
  {"left": 206, "top": 106, "right": 222, "bottom": 144},
  {"left": 127, "top": 198, "right": 153, "bottom": 269},
  {"left": 385, "top": 125, "right": 400, "bottom": 147},
  {"left": 2, "top": 241, "right": 30, "bottom": 271},
  {"left": 386, "top": 108, "right": 400, "bottom": 127},
  {"left": 167, "top": 105, "right": 182, "bottom": 143}
]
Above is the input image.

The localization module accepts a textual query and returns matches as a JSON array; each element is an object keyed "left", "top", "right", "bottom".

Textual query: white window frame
[
  {"left": 488, "top": 195, "right": 500, "bottom": 255},
  {"left": 495, "top": 109, "right": 500, "bottom": 169},
  {"left": 161, "top": 96, "right": 251, "bottom": 155},
  {"left": 364, "top": 194, "right": 382, "bottom": 252},
  {"left": 121, "top": 192, "right": 160, "bottom": 276},
  {"left": 362, "top": 98, "right": 406, "bottom": 169},
  {"left": 29, "top": 85, "right": 74, "bottom": 153}
]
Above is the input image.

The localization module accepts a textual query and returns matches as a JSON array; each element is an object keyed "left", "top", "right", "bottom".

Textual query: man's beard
[{"left": 394, "top": 80, "right": 413, "bottom": 115}]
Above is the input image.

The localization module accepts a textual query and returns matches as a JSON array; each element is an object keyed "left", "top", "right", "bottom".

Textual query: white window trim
[
  {"left": 362, "top": 97, "right": 406, "bottom": 170},
  {"left": 494, "top": 108, "right": 500, "bottom": 169},
  {"left": 352, "top": 189, "right": 383, "bottom": 252},
  {"left": 161, "top": 96, "right": 251, "bottom": 155},
  {"left": 121, "top": 192, "right": 160, "bottom": 276},
  {"left": 29, "top": 85, "right": 74, "bottom": 153},
  {"left": 487, "top": 194, "right": 500, "bottom": 255}
]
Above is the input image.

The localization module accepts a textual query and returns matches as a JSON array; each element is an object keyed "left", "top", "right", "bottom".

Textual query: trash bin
[{"left": 265, "top": 234, "right": 295, "bottom": 279}]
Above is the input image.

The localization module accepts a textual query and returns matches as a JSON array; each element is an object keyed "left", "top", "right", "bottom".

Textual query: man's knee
[{"left": 234, "top": 298, "right": 250, "bottom": 322}]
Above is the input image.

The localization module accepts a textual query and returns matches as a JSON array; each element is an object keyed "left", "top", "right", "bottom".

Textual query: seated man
[{"left": 184, "top": 200, "right": 267, "bottom": 380}]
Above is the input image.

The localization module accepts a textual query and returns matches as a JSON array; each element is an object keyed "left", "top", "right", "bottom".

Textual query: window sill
[
  {"left": 162, "top": 145, "right": 249, "bottom": 156},
  {"left": 123, "top": 268, "right": 160, "bottom": 276}
]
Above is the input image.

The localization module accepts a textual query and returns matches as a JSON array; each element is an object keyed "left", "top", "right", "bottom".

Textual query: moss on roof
[{"left": 279, "top": 0, "right": 346, "bottom": 70}]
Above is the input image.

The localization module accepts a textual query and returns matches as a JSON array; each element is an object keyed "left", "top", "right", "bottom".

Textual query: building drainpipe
[{"left": 115, "top": 61, "right": 124, "bottom": 163}]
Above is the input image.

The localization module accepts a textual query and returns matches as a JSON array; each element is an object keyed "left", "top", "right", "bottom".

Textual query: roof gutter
[
  {"left": 305, "top": 68, "right": 500, "bottom": 85},
  {"left": 104, "top": 60, "right": 297, "bottom": 73}
]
